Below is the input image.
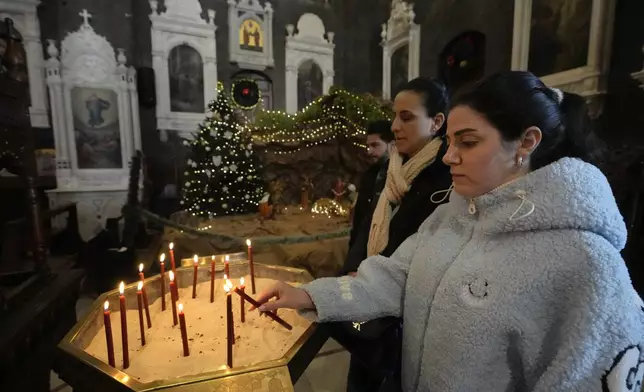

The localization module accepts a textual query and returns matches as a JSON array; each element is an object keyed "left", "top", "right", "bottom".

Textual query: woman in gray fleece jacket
[{"left": 253, "top": 71, "right": 644, "bottom": 392}]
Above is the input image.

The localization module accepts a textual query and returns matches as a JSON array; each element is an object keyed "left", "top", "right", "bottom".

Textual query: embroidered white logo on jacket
[
  {"left": 602, "top": 345, "right": 644, "bottom": 391},
  {"left": 339, "top": 276, "right": 353, "bottom": 300}
]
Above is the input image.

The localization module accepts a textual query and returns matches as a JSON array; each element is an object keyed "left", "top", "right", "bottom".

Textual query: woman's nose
[{"left": 442, "top": 145, "right": 459, "bottom": 165}]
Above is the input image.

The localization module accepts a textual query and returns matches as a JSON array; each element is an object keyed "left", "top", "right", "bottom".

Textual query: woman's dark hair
[
  {"left": 399, "top": 77, "right": 450, "bottom": 135},
  {"left": 366, "top": 120, "right": 395, "bottom": 143},
  {"left": 452, "top": 71, "right": 602, "bottom": 169}
]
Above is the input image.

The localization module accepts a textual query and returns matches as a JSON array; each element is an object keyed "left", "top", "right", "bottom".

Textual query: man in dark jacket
[{"left": 348, "top": 120, "right": 394, "bottom": 251}]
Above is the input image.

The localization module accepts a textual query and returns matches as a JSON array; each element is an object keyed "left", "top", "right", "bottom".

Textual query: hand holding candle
[
  {"left": 238, "top": 285, "right": 293, "bottom": 331},
  {"left": 103, "top": 301, "right": 115, "bottom": 367},
  {"left": 159, "top": 253, "right": 166, "bottom": 311},
  {"left": 136, "top": 281, "right": 146, "bottom": 346},
  {"left": 246, "top": 239, "right": 256, "bottom": 294},
  {"left": 118, "top": 282, "right": 129, "bottom": 369},
  {"left": 177, "top": 303, "right": 190, "bottom": 357},
  {"left": 192, "top": 255, "right": 198, "bottom": 299},
  {"left": 169, "top": 271, "right": 178, "bottom": 326}
]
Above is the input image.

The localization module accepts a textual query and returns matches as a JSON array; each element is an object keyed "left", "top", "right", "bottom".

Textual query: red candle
[
  {"left": 192, "top": 255, "right": 198, "bottom": 299},
  {"left": 103, "top": 301, "right": 115, "bottom": 367},
  {"left": 169, "top": 271, "right": 178, "bottom": 326},
  {"left": 246, "top": 239, "right": 256, "bottom": 294},
  {"left": 224, "top": 255, "right": 230, "bottom": 277},
  {"left": 138, "top": 264, "right": 152, "bottom": 328},
  {"left": 178, "top": 303, "right": 190, "bottom": 357},
  {"left": 239, "top": 278, "right": 246, "bottom": 323},
  {"left": 169, "top": 242, "right": 176, "bottom": 276},
  {"left": 234, "top": 287, "right": 293, "bottom": 331},
  {"left": 224, "top": 284, "right": 233, "bottom": 368},
  {"left": 118, "top": 282, "right": 129, "bottom": 369},
  {"left": 210, "top": 256, "right": 215, "bottom": 303},
  {"left": 136, "top": 281, "right": 146, "bottom": 346},
  {"left": 226, "top": 280, "right": 235, "bottom": 345},
  {"left": 159, "top": 253, "right": 166, "bottom": 311}
]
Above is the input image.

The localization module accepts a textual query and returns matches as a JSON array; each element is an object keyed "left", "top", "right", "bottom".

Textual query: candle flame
[
  {"left": 223, "top": 284, "right": 230, "bottom": 293},
  {"left": 104, "top": 300, "right": 109, "bottom": 311},
  {"left": 160, "top": 253, "right": 166, "bottom": 262},
  {"left": 178, "top": 303, "right": 184, "bottom": 313},
  {"left": 169, "top": 270, "right": 175, "bottom": 282},
  {"left": 137, "top": 281, "right": 143, "bottom": 291},
  {"left": 240, "top": 277, "right": 245, "bottom": 286},
  {"left": 225, "top": 279, "right": 233, "bottom": 289},
  {"left": 119, "top": 281, "right": 125, "bottom": 294},
  {"left": 169, "top": 242, "right": 174, "bottom": 250},
  {"left": 139, "top": 263, "right": 143, "bottom": 273},
  {"left": 193, "top": 254, "right": 199, "bottom": 264},
  {"left": 246, "top": 239, "right": 251, "bottom": 247},
  {"left": 211, "top": 255, "right": 215, "bottom": 261},
  {"left": 223, "top": 274, "right": 227, "bottom": 281},
  {"left": 225, "top": 255, "right": 229, "bottom": 262}
]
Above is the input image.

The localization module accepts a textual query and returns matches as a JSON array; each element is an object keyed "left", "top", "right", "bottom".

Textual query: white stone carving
[
  {"left": 381, "top": 0, "right": 420, "bottom": 100},
  {"left": 150, "top": 0, "right": 217, "bottom": 139},
  {"left": 631, "top": 46, "right": 644, "bottom": 89},
  {"left": 511, "top": 0, "right": 616, "bottom": 114},
  {"left": 45, "top": 10, "right": 142, "bottom": 240},
  {"left": 0, "top": 0, "right": 49, "bottom": 127},
  {"left": 285, "top": 13, "right": 334, "bottom": 113},
  {"left": 228, "top": 0, "right": 275, "bottom": 71}
]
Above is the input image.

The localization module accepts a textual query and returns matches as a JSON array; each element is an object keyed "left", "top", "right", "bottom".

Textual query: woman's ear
[
  {"left": 432, "top": 113, "right": 446, "bottom": 133},
  {"left": 518, "top": 126, "right": 542, "bottom": 157}
]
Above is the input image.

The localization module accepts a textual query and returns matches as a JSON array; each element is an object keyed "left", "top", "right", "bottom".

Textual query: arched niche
[
  {"left": 228, "top": 0, "right": 274, "bottom": 70},
  {"left": 149, "top": 0, "right": 217, "bottom": 139},
  {"left": 297, "top": 59, "right": 323, "bottom": 110},
  {"left": 285, "top": 13, "right": 334, "bottom": 113},
  {"left": 0, "top": 0, "right": 49, "bottom": 127},
  {"left": 168, "top": 44, "right": 205, "bottom": 113},
  {"left": 438, "top": 31, "right": 486, "bottom": 95},
  {"left": 381, "top": 0, "right": 420, "bottom": 100}
]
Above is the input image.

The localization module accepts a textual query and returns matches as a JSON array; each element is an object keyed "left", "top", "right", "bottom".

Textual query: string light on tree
[{"left": 182, "top": 89, "right": 265, "bottom": 218}]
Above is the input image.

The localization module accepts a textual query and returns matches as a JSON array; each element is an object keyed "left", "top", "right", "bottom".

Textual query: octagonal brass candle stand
[{"left": 54, "top": 256, "right": 328, "bottom": 392}]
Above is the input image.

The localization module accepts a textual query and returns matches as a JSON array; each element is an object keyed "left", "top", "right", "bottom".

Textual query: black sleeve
[{"left": 349, "top": 168, "right": 376, "bottom": 247}]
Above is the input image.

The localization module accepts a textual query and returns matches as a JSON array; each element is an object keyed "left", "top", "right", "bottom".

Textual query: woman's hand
[{"left": 250, "top": 281, "right": 315, "bottom": 312}]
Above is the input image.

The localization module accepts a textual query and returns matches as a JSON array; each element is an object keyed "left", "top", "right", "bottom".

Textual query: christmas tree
[{"left": 181, "top": 90, "right": 265, "bottom": 218}]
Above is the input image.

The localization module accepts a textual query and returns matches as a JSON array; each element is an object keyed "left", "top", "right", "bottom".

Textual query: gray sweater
[{"left": 301, "top": 158, "right": 644, "bottom": 391}]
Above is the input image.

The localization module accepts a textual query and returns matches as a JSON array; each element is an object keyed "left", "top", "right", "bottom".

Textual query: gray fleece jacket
[{"left": 301, "top": 158, "right": 644, "bottom": 392}]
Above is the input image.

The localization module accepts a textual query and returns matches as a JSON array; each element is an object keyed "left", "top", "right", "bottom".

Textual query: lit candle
[
  {"left": 103, "top": 301, "right": 115, "bottom": 367},
  {"left": 192, "top": 255, "right": 198, "bottom": 299},
  {"left": 224, "top": 255, "right": 230, "bottom": 277},
  {"left": 246, "top": 239, "right": 256, "bottom": 294},
  {"left": 138, "top": 264, "right": 152, "bottom": 328},
  {"left": 169, "top": 271, "right": 178, "bottom": 326},
  {"left": 159, "top": 253, "right": 166, "bottom": 311},
  {"left": 239, "top": 277, "right": 246, "bottom": 323},
  {"left": 169, "top": 242, "right": 176, "bottom": 276},
  {"left": 210, "top": 256, "right": 215, "bottom": 303},
  {"left": 226, "top": 279, "right": 235, "bottom": 345},
  {"left": 224, "top": 283, "right": 233, "bottom": 368},
  {"left": 136, "top": 281, "right": 146, "bottom": 346},
  {"left": 178, "top": 303, "right": 190, "bottom": 357},
  {"left": 118, "top": 282, "right": 129, "bottom": 369}
]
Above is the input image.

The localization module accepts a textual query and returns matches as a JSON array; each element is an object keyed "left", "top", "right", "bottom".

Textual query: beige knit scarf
[{"left": 366, "top": 137, "right": 443, "bottom": 256}]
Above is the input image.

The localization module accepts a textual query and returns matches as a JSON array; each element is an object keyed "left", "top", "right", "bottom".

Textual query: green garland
[{"left": 254, "top": 87, "right": 393, "bottom": 137}]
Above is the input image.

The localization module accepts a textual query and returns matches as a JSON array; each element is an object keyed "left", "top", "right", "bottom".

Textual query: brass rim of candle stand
[{"left": 58, "top": 265, "right": 317, "bottom": 390}]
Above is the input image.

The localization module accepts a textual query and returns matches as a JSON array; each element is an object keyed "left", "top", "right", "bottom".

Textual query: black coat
[
  {"left": 349, "top": 158, "right": 388, "bottom": 248},
  {"left": 342, "top": 140, "right": 452, "bottom": 274}
]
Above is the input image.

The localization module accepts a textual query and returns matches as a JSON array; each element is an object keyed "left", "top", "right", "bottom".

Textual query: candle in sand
[
  {"left": 169, "top": 242, "right": 176, "bottom": 276},
  {"left": 169, "top": 270, "right": 178, "bottom": 326},
  {"left": 159, "top": 253, "right": 166, "bottom": 311},
  {"left": 136, "top": 281, "right": 146, "bottom": 346},
  {"left": 210, "top": 255, "right": 215, "bottom": 303},
  {"left": 192, "top": 254, "right": 198, "bottom": 299},
  {"left": 226, "top": 279, "right": 235, "bottom": 345},
  {"left": 224, "top": 255, "right": 230, "bottom": 277},
  {"left": 138, "top": 264, "right": 152, "bottom": 328},
  {"left": 103, "top": 300, "right": 115, "bottom": 367},
  {"left": 118, "top": 282, "right": 129, "bottom": 369},
  {"left": 224, "top": 283, "right": 233, "bottom": 368},
  {"left": 239, "top": 277, "right": 246, "bottom": 323},
  {"left": 178, "top": 303, "right": 190, "bottom": 356},
  {"left": 246, "top": 239, "right": 256, "bottom": 294}
]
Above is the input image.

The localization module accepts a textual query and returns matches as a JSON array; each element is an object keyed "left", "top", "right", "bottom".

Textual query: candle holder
[{"left": 54, "top": 262, "right": 328, "bottom": 392}]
